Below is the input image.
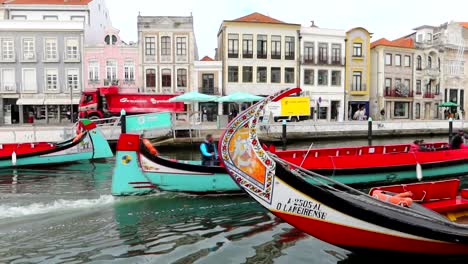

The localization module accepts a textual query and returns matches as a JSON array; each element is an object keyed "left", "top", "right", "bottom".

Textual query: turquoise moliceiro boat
[
  {"left": 112, "top": 133, "right": 239, "bottom": 196},
  {"left": 0, "top": 119, "right": 113, "bottom": 168}
]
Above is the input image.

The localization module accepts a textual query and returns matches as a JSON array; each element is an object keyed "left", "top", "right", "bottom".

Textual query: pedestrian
[{"left": 200, "top": 134, "right": 218, "bottom": 166}]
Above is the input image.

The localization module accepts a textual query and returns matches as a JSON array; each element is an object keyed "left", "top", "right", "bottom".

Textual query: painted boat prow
[
  {"left": 80, "top": 119, "right": 113, "bottom": 159},
  {"left": 220, "top": 88, "right": 468, "bottom": 256}
]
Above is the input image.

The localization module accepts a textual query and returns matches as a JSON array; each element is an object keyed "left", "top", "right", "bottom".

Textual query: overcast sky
[{"left": 107, "top": 0, "right": 468, "bottom": 58}]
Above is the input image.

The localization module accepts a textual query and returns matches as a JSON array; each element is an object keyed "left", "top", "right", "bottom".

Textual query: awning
[
  {"left": 44, "top": 98, "right": 72, "bottom": 105},
  {"left": 16, "top": 98, "right": 44, "bottom": 105}
]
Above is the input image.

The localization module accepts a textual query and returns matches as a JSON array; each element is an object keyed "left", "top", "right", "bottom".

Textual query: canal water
[{"left": 0, "top": 136, "right": 466, "bottom": 263}]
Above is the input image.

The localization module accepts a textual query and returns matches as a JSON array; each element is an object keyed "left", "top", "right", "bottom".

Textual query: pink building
[{"left": 84, "top": 27, "right": 140, "bottom": 93}]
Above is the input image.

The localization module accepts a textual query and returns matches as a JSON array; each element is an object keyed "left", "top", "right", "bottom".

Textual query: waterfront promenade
[{"left": 0, "top": 119, "right": 463, "bottom": 144}]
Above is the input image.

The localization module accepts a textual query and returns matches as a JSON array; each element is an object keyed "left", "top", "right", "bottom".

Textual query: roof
[
  {"left": 412, "top": 25, "right": 435, "bottom": 30},
  {"left": 371, "top": 37, "right": 414, "bottom": 49},
  {"left": 1, "top": 0, "right": 92, "bottom": 5},
  {"left": 459, "top": 22, "right": 468, "bottom": 28},
  {"left": 200, "top": 56, "right": 214, "bottom": 61},
  {"left": 232, "top": 12, "right": 285, "bottom": 24}
]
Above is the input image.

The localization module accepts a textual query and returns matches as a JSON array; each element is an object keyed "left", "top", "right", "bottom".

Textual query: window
[
  {"left": 88, "top": 61, "right": 99, "bottom": 81},
  {"left": 242, "top": 34, "right": 253, "bottom": 58},
  {"left": 352, "top": 71, "right": 362, "bottom": 91},
  {"left": 404, "top": 55, "right": 411, "bottom": 67},
  {"left": 271, "top": 35, "right": 281, "bottom": 59},
  {"left": 318, "top": 70, "right": 328, "bottom": 85},
  {"left": 228, "top": 66, "right": 238, "bottom": 82},
  {"left": 394, "top": 102, "right": 409, "bottom": 118},
  {"left": 416, "top": 80, "right": 421, "bottom": 94},
  {"left": 202, "top": 74, "right": 214, "bottom": 88},
  {"left": 385, "top": 54, "right": 392, "bottom": 66},
  {"left": 161, "top": 36, "right": 171, "bottom": 56},
  {"left": 436, "top": 83, "right": 440, "bottom": 95},
  {"left": 162, "top": 69, "right": 171, "bottom": 87},
  {"left": 331, "top": 44, "right": 341, "bottom": 64},
  {"left": 2, "top": 38, "right": 14, "bottom": 61},
  {"left": 303, "top": 42, "right": 314, "bottom": 63},
  {"left": 45, "top": 69, "right": 58, "bottom": 91},
  {"left": 271, "top": 67, "right": 281, "bottom": 83},
  {"left": 331, "top": 71, "right": 341, "bottom": 86},
  {"left": 242, "top": 66, "right": 253, "bottom": 83},
  {"left": 257, "top": 35, "right": 267, "bottom": 59},
  {"left": 395, "top": 78, "right": 401, "bottom": 89},
  {"left": 22, "top": 38, "right": 35, "bottom": 61},
  {"left": 176, "top": 37, "right": 187, "bottom": 56},
  {"left": 395, "top": 55, "right": 401, "bottom": 66},
  {"left": 284, "top": 68, "right": 294, "bottom": 83},
  {"left": 304, "top": 69, "right": 314, "bottom": 85},
  {"left": 417, "top": 56, "right": 422, "bottom": 70},
  {"left": 44, "top": 38, "right": 58, "bottom": 61},
  {"left": 106, "top": 60, "right": 117, "bottom": 81},
  {"left": 43, "top": 15, "right": 58, "bottom": 21},
  {"left": 177, "top": 69, "right": 187, "bottom": 87},
  {"left": 105, "top": 35, "right": 117, "bottom": 45},
  {"left": 438, "top": 58, "right": 441, "bottom": 71},
  {"left": 124, "top": 61, "right": 135, "bottom": 81},
  {"left": 428, "top": 56, "right": 432, "bottom": 68},
  {"left": 22, "top": 69, "right": 36, "bottom": 92},
  {"left": 403, "top": 79, "right": 410, "bottom": 90},
  {"left": 228, "top": 34, "right": 239, "bottom": 58},
  {"left": 257, "top": 67, "right": 267, "bottom": 83},
  {"left": 385, "top": 78, "right": 392, "bottom": 95},
  {"left": 415, "top": 103, "right": 421, "bottom": 119},
  {"left": 145, "top": 37, "right": 156, "bottom": 56},
  {"left": 318, "top": 43, "right": 328, "bottom": 63},
  {"left": 285, "top": 36, "right": 295, "bottom": 60},
  {"left": 146, "top": 69, "right": 156, "bottom": 88},
  {"left": 353, "top": 43, "right": 362, "bottom": 57},
  {"left": 1, "top": 69, "right": 15, "bottom": 91},
  {"left": 67, "top": 69, "right": 79, "bottom": 91},
  {"left": 65, "top": 38, "right": 79, "bottom": 60}
]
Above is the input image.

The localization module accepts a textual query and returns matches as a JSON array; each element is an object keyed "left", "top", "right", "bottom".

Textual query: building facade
[
  {"left": 345, "top": 28, "right": 371, "bottom": 120},
  {"left": 217, "top": 13, "right": 300, "bottom": 96},
  {"left": 138, "top": 15, "right": 198, "bottom": 94},
  {"left": 370, "top": 38, "right": 415, "bottom": 120},
  {"left": 84, "top": 27, "right": 139, "bottom": 93},
  {"left": 300, "top": 25, "right": 345, "bottom": 121},
  {"left": 0, "top": 21, "right": 84, "bottom": 125},
  {"left": 0, "top": 0, "right": 111, "bottom": 45},
  {"left": 194, "top": 56, "right": 222, "bottom": 116}
]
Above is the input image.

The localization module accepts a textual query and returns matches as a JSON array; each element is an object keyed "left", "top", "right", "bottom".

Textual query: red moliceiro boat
[{"left": 220, "top": 87, "right": 468, "bottom": 255}]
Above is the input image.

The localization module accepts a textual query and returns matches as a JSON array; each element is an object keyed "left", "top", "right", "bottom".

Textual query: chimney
[{"left": 311, "top": 20, "right": 318, "bottom": 28}]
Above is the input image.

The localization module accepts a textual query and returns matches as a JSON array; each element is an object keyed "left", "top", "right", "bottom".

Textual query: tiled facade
[
  {"left": 84, "top": 27, "right": 140, "bottom": 93},
  {"left": 217, "top": 13, "right": 300, "bottom": 96},
  {"left": 138, "top": 15, "right": 197, "bottom": 94}
]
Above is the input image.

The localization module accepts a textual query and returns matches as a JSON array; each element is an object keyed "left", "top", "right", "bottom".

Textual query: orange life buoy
[
  {"left": 372, "top": 190, "right": 413, "bottom": 207},
  {"left": 142, "top": 139, "right": 158, "bottom": 156}
]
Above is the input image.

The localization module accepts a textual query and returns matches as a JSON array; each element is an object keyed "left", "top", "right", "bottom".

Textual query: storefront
[
  {"left": 1, "top": 98, "right": 20, "bottom": 125},
  {"left": 15, "top": 97, "right": 78, "bottom": 124},
  {"left": 348, "top": 101, "right": 369, "bottom": 121}
]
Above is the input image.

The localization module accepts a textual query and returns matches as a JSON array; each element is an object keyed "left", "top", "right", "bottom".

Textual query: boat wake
[{"left": 0, "top": 195, "right": 115, "bottom": 219}]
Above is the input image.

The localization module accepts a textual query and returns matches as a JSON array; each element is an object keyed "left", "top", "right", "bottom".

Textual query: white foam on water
[{"left": 0, "top": 195, "right": 115, "bottom": 219}]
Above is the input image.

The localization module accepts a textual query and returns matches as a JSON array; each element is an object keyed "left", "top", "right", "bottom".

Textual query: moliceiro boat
[
  {"left": 220, "top": 87, "right": 468, "bottom": 255},
  {"left": 0, "top": 119, "right": 113, "bottom": 168},
  {"left": 111, "top": 134, "right": 239, "bottom": 195}
]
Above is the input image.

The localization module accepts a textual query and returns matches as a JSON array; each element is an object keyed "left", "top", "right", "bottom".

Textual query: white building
[
  {"left": 138, "top": 15, "right": 198, "bottom": 94},
  {"left": 217, "top": 13, "right": 300, "bottom": 96},
  {"left": 0, "top": 0, "right": 111, "bottom": 45},
  {"left": 194, "top": 56, "right": 222, "bottom": 116},
  {"left": 300, "top": 24, "right": 345, "bottom": 121}
]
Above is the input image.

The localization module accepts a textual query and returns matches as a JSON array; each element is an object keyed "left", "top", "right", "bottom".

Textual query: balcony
[
  {"left": 0, "top": 83, "right": 17, "bottom": 93},
  {"left": 104, "top": 79, "right": 119, "bottom": 86},
  {"left": 424, "top": 67, "right": 440, "bottom": 78},
  {"left": 312, "top": 57, "right": 345, "bottom": 66},
  {"left": 384, "top": 88, "right": 413, "bottom": 98},
  {"left": 200, "top": 87, "right": 219, "bottom": 95},
  {"left": 88, "top": 79, "right": 100, "bottom": 85},
  {"left": 21, "top": 52, "right": 38, "bottom": 62},
  {"left": 301, "top": 56, "right": 314, "bottom": 64},
  {"left": 63, "top": 52, "right": 80, "bottom": 62},
  {"left": 122, "top": 79, "right": 136, "bottom": 85},
  {"left": 0, "top": 54, "right": 16, "bottom": 63},
  {"left": 350, "top": 84, "right": 367, "bottom": 95},
  {"left": 423, "top": 92, "right": 435, "bottom": 98}
]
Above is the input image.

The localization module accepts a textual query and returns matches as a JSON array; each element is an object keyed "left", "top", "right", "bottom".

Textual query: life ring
[
  {"left": 72, "top": 132, "right": 84, "bottom": 143},
  {"left": 372, "top": 190, "right": 413, "bottom": 207},
  {"left": 142, "top": 139, "right": 158, "bottom": 156}
]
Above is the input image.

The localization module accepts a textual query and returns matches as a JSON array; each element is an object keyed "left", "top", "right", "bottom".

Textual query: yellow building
[{"left": 345, "top": 28, "right": 372, "bottom": 120}]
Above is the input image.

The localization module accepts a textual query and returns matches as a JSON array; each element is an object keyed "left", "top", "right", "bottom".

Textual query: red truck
[{"left": 78, "top": 86, "right": 184, "bottom": 119}]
